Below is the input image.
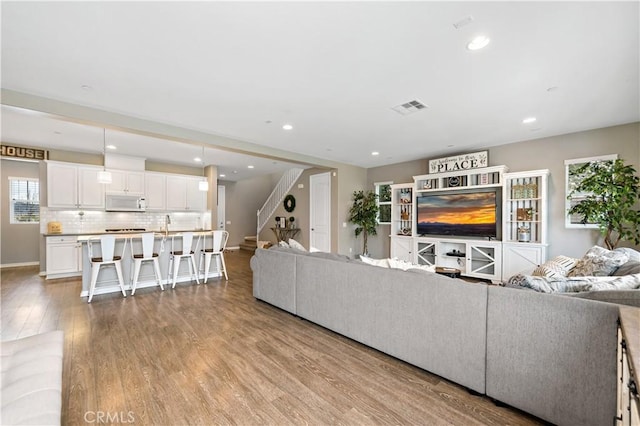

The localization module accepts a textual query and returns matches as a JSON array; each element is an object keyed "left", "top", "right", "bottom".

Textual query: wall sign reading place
[{"left": 428, "top": 150, "right": 488, "bottom": 174}]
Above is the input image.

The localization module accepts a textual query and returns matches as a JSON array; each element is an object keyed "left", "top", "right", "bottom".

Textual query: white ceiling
[
  {"left": 0, "top": 105, "right": 308, "bottom": 181},
  {"left": 1, "top": 1, "right": 638, "bottom": 173}
]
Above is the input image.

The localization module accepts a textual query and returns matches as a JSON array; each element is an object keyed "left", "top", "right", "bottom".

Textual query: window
[
  {"left": 375, "top": 181, "right": 392, "bottom": 224},
  {"left": 9, "top": 177, "right": 40, "bottom": 224},
  {"left": 564, "top": 154, "right": 617, "bottom": 228}
]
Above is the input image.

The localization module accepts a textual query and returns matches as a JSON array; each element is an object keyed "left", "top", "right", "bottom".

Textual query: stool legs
[
  {"left": 200, "top": 252, "right": 229, "bottom": 282},
  {"left": 88, "top": 263, "right": 101, "bottom": 303},
  {"left": 114, "top": 261, "right": 127, "bottom": 298},
  {"left": 153, "top": 258, "right": 164, "bottom": 291},
  {"left": 131, "top": 258, "right": 164, "bottom": 295},
  {"left": 88, "top": 261, "right": 126, "bottom": 303},
  {"left": 169, "top": 253, "right": 201, "bottom": 289}
]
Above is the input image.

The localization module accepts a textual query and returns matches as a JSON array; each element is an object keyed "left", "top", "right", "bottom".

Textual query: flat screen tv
[{"left": 416, "top": 188, "right": 501, "bottom": 239}]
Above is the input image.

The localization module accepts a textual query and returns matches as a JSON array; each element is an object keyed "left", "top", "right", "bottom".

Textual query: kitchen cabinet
[
  {"left": 46, "top": 236, "right": 82, "bottom": 279},
  {"left": 144, "top": 172, "right": 167, "bottom": 210},
  {"left": 166, "top": 175, "right": 206, "bottom": 211},
  {"left": 106, "top": 170, "right": 145, "bottom": 195},
  {"left": 390, "top": 236, "right": 413, "bottom": 262},
  {"left": 47, "top": 161, "right": 105, "bottom": 209}
]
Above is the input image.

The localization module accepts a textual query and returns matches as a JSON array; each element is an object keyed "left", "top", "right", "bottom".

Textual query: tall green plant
[
  {"left": 348, "top": 190, "right": 379, "bottom": 255},
  {"left": 568, "top": 159, "right": 640, "bottom": 249}
]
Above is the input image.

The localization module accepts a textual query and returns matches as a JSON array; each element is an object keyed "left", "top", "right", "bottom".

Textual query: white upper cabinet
[
  {"left": 165, "top": 175, "right": 206, "bottom": 211},
  {"left": 144, "top": 172, "right": 166, "bottom": 210},
  {"left": 47, "top": 161, "right": 105, "bottom": 209},
  {"left": 106, "top": 170, "right": 145, "bottom": 195}
]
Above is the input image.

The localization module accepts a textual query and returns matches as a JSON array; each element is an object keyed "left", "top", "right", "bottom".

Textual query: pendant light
[
  {"left": 199, "top": 145, "right": 209, "bottom": 192},
  {"left": 97, "top": 128, "right": 112, "bottom": 184}
]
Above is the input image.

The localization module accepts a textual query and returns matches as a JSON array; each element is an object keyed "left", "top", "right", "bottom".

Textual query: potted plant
[
  {"left": 567, "top": 158, "right": 640, "bottom": 249},
  {"left": 348, "top": 190, "right": 379, "bottom": 256}
]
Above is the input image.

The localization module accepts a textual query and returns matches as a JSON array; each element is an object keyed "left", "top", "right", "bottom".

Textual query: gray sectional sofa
[{"left": 251, "top": 247, "right": 621, "bottom": 426}]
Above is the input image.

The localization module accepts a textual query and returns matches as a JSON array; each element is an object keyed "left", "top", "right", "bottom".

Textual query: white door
[
  {"left": 310, "top": 172, "right": 331, "bottom": 252},
  {"left": 217, "top": 185, "right": 225, "bottom": 230}
]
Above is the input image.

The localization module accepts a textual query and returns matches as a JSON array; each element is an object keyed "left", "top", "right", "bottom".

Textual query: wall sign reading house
[
  {"left": 429, "top": 150, "right": 488, "bottom": 174},
  {"left": 1, "top": 144, "right": 48, "bottom": 160}
]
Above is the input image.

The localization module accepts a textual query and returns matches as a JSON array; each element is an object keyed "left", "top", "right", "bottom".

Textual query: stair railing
[{"left": 257, "top": 168, "right": 304, "bottom": 241}]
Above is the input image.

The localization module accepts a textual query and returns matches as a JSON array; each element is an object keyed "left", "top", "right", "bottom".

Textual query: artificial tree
[
  {"left": 567, "top": 158, "right": 640, "bottom": 249},
  {"left": 348, "top": 190, "right": 379, "bottom": 256}
]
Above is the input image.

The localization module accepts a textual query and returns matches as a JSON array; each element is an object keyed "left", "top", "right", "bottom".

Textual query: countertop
[
  {"left": 619, "top": 305, "right": 640, "bottom": 382},
  {"left": 44, "top": 229, "right": 213, "bottom": 237}
]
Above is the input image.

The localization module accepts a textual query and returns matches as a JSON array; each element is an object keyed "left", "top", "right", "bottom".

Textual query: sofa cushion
[
  {"left": 308, "top": 251, "right": 351, "bottom": 262},
  {"left": 613, "top": 260, "right": 640, "bottom": 276},
  {"left": 1, "top": 330, "right": 64, "bottom": 426},
  {"left": 567, "top": 246, "right": 629, "bottom": 277}
]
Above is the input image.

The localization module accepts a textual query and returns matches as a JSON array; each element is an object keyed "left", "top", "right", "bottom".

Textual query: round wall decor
[{"left": 284, "top": 194, "right": 296, "bottom": 212}]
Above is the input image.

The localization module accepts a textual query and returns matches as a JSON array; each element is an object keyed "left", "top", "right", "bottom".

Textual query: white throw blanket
[{"left": 506, "top": 272, "right": 640, "bottom": 293}]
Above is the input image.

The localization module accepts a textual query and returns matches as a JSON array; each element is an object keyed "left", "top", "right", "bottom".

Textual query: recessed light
[
  {"left": 81, "top": 85, "right": 92, "bottom": 91},
  {"left": 371, "top": 151, "right": 380, "bottom": 156},
  {"left": 233, "top": 170, "right": 238, "bottom": 174},
  {"left": 106, "top": 145, "right": 117, "bottom": 150},
  {"left": 546, "top": 86, "right": 559, "bottom": 92},
  {"left": 248, "top": 165, "right": 254, "bottom": 169},
  {"left": 219, "top": 174, "right": 226, "bottom": 178},
  {"left": 522, "top": 117, "right": 537, "bottom": 124},
  {"left": 282, "top": 124, "right": 293, "bottom": 130},
  {"left": 194, "top": 157, "right": 202, "bottom": 162},
  {"left": 467, "top": 35, "right": 490, "bottom": 50}
]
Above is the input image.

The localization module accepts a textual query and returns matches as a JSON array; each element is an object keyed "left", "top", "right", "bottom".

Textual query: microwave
[{"left": 105, "top": 194, "right": 146, "bottom": 212}]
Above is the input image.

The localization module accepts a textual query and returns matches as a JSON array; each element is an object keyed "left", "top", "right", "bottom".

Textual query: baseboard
[{"left": 0, "top": 261, "right": 40, "bottom": 269}]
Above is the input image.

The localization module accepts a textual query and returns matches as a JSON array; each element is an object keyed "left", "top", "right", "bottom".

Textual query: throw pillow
[
  {"left": 278, "top": 240, "right": 290, "bottom": 248},
  {"left": 387, "top": 257, "right": 436, "bottom": 272},
  {"left": 567, "top": 246, "right": 629, "bottom": 277},
  {"left": 614, "top": 247, "right": 640, "bottom": 263},
  {"left": 288, "top": 239, "right": 306, "bottom": 251},
  {"left": 359, "top": 256, "right": 389, "bottom": 268},
  {"left": 532, "top": 255, "right": 579, "bottom": 278}
]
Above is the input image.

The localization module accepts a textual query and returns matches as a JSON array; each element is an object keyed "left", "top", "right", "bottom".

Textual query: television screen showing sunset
[
  {"left": 418, "top": 192, "right": 496, "bottom": 224},
  {"left": 416, "top": 191, "right": 497, "bottom": 238}
]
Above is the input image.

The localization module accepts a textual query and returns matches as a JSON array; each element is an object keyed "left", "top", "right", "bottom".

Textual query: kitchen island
[{"left": 72, "top": 230, "right": 220, "bottom": 299}]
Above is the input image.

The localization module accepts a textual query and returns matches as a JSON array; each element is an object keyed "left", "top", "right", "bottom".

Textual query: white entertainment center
[{"left": 390, "top": 165, "right": 549, "bottom": 282}]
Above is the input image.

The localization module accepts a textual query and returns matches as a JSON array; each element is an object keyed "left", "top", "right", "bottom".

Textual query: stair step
[
  {"left": 239, "top": 242, "right": 257, "bottom": 252},
  {"left": 244, "top": 236, "right": 257, "bottom": 242}
]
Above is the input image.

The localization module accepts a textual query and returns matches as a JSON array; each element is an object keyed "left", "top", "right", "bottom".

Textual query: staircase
[
  {"left": 256, "top": 168, "right": 304, "bottom": 239},
  {"left": 239, "top": 236, "right": 257, "bottom": 252}
]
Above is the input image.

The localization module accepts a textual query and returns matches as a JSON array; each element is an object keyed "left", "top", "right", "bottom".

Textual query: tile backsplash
[{"left": 40, "top": 208, "right": 211, "bottom": 234}]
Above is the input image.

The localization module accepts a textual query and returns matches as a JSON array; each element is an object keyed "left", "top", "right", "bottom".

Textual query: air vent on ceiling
[
  {"left": 453, "top": 15, "right": 474, "bottom": 29},
  {"left": 391, "top": 99, "right": 429, "bottom": 115}
]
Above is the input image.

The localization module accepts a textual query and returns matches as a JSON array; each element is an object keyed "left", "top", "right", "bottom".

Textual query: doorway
[{"left": 309, "top": 172, "right": 331, "bottom": 252}]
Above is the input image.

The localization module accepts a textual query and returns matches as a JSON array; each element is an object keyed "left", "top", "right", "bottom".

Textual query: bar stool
[
  {"left": 87, "top": 235, "right": 127, "bottom": 303},
  {"left": 167, "top": 232, "right": 200, "bottom": 288},
  {"left": 130, "top": 232, "right": 163, "bottom": 295},
  {"left": 199, "top": 230, "right": 229, "bottom": 282}
]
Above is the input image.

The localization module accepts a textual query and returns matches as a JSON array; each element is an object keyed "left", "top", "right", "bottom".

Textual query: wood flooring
[{"left": 1, "top": 250, "right": 545, "bottom": 425}]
